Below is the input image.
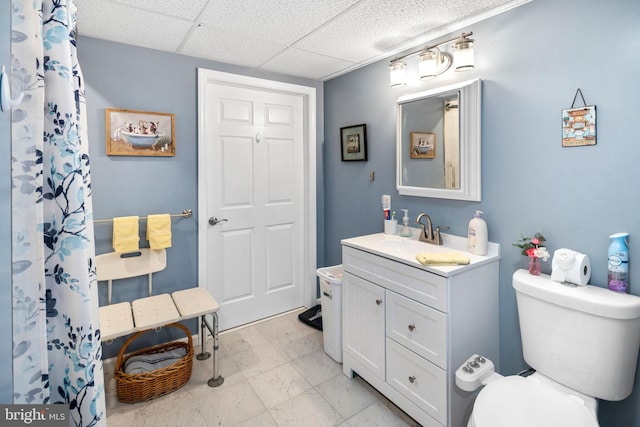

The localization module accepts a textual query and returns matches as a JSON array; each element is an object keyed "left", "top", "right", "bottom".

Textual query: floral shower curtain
[{"left": 11, "top": 1, "right": 105, "bottom": 425}]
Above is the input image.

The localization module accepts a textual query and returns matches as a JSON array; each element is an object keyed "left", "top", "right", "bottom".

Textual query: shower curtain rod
[{"left": 93, "top": 209, "right": 192, "bottom": 224}]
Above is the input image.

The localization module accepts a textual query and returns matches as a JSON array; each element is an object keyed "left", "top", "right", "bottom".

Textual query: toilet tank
[{"left": 513, "top": 269, "right": 640, "bottom": 401}]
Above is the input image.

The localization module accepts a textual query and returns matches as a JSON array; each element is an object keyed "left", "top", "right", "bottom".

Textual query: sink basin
[
  {"left": 341, "top": 232, "right": 499, "bottom": 275},
  {"left": 378, "top": 237, "right": 450, "bottom": 256},
  {"left": 346, "top": 233, "right": 463, "bottom": 268}
]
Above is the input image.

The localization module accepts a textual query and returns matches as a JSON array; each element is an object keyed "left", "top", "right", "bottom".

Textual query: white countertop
[{"left": 341, "top": 230, "right": 500, "bottom": 277}]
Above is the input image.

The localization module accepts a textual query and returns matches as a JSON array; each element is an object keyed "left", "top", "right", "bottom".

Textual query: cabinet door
[{"left": 343, "top": 272, "right": 386, "bottom": 380}]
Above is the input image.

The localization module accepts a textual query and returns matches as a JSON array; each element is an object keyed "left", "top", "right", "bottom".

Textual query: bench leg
[
  {"left": 196, "top": 313, "right": 224, "bottom": 387},
  {"left": 196, "top": 315, "right": 211, "bottom": 360}
]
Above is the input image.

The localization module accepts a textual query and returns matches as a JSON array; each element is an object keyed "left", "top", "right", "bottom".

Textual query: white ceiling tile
[
  {"left": 261, "top": 48, "right": 355, "bottom": 80},
  {"left": 295, "top": 0, "right": 518, "bottom": 63},
  {"left": 198, "top": 0, "right": 360, "bottom": 46},
  {"left": 179, "top": 23, "right": 287, "bottom": 68},
  {"left": 108, "top": 0, "right": 209, "bottom": 21},
  {"left": 293, "top": 0, "right": 458, "bottom": 62},
  {"left": 76, "top": 0, "right": 192, "bottom": 52}
]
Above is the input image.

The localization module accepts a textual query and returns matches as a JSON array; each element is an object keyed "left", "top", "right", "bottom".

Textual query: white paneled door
[{"left": 198, "top": 70, "right": 314, "bottom": 331}]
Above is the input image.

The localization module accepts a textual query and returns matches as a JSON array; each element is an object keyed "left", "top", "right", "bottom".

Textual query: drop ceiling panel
[
  {"left": 75, "top": 0, "right": 192, "bottom": 52},
  {"left": 294, "top": 0, "right": 423, "bottom": 64},
  {"left": 180, "top": 24, "right": 287, "bottom": 68},
  {"left": 261, "top": 48, "right": 355, "bottom": 81},
  {"left": 106, "top": 0, "right": 209, "bottom": 21},
  {"left": 295, "top": 0, "right": 513, "bottom": 63},
  {"left": 198, "top": 0, "right": 361, "bottom": 46}
]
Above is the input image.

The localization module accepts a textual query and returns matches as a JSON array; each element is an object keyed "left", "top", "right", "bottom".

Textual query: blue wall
[
  {"left": 323, "top": 0, "right": 640, "bottom": 425},
  {"left": 78, "top": 37, "right": 323, "bottom": 358}
]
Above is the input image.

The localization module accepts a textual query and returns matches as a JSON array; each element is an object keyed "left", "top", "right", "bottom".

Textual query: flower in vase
[{"left": 514, "top": 232, "right": 549, "bottom": 260}]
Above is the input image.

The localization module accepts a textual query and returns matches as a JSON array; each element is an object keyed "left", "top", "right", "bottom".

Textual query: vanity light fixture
[
  {"left": 418, "top": 48, "right": 450, "bottom": 80},
  {"left": 388, "top": 32, "right": 475, "bottom": 87},
  {"left": 453, "top": 35, "right": 475, "bottom": 71},
  {"left": 389, "top": 61, "right": 407, "bottom": 88}
]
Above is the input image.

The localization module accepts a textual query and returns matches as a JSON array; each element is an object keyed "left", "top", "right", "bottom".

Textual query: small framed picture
[
  {"left": 562, "top": 105, "right": 596, "bottom": 147},
  {"left": 340, "top": 124, "right": 367, "bottom": 161},
  {"left": 106, "top": 108, "right": 175, "bottom": 156},
  {"left": 410, "top": 132, "right": 436, "bottom": 159}
]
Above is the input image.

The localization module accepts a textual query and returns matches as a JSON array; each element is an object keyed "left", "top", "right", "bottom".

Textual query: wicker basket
[{"left": 114, "top": 322, "right": 193, "bottom": 403}]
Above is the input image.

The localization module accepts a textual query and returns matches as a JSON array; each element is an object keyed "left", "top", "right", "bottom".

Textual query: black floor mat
[{"left": 298, "top": 304, "right": 322, "bottom": 331}]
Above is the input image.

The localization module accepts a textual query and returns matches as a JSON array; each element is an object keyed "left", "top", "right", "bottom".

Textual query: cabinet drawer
[
  {"left": 386, "top": 290, "right": 447, "bottom": 369},
  {"left": 387, "top": 338, "right": 447, "bottom": 426},
  {"left": 343, "top": 246, "right": 448, "bottom": 312}
]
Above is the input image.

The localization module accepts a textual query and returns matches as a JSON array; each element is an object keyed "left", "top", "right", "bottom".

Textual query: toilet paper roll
[{"left": 551, "top": 248, "right": 591, "bottom": 286}]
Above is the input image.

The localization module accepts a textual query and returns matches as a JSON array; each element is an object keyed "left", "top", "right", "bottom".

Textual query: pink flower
[
  {"left": 531, "top": 238, "right": 540, "bottom": 245},
  {"left": 526, "top": 248, "right": 537, "bottom": 258}
]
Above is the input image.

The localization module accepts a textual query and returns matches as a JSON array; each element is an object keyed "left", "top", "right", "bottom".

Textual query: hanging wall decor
[
  {"left": 562, "top": 89, "right": 596, "bottom": 147},
  {"left": 340, "top": 123, "right": 368, "bottom": 161},
  {"left": 106, "top": 108, "right": 176, "bottom": 156}
]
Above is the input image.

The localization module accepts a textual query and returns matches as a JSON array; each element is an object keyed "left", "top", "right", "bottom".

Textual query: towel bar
[{"left": 94, "top": 209, "right": 192, "bottom": 224}]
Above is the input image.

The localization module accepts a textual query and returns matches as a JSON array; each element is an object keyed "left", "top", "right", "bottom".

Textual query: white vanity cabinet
[{"left": 341, "top": 233, "right": 500, "bottom": 427}]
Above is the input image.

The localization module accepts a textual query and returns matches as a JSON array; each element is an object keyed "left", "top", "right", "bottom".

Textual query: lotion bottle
[{"left": 467, "top": 211, "right": 488, "bottom": 255}]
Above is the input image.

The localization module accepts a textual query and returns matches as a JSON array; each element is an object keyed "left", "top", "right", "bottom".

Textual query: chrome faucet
[{"left": 415, "top": 213, "right": 449, "bottom": 245}]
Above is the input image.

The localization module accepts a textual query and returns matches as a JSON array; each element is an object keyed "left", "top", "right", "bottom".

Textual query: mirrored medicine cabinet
[{"left": 396, "top": 78, "right": 481, "bottom": 201}]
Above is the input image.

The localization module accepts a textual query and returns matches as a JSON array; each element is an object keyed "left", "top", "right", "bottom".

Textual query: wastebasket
[{"left": 316, "top": 264, "right": 343, "bottom": 363}]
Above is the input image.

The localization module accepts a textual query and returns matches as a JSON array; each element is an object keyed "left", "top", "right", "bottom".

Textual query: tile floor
[{"left": 104, "top": 308, "right": 420, "bottom": 427}]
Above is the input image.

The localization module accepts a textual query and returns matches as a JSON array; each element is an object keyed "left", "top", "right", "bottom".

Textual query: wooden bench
[{"left": 96, "top": 248, "right": 224, "bottom": 387}]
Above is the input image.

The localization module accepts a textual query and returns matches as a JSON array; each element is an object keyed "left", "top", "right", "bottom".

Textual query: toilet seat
[{"left": 472, "top": 376, "right": 598, "bottom": 427}]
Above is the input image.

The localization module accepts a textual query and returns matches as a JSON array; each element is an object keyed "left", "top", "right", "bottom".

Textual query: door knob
[{"left": 208, "top": 217, "right": 228, "bottom": 226}]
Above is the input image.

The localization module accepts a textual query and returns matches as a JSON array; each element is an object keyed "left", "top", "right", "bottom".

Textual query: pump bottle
[
  {"left": 467, "top": 211, "right": 488, "bottom": 255},
  {"left": 400, "top": 209, "right": 412, "bottom": 237}
]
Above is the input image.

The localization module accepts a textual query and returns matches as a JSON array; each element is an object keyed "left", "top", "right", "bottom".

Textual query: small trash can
[{"left": 316, "top": 264, "right": 343, "bottom": 363}]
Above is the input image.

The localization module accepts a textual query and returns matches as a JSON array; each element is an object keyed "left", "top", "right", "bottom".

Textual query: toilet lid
[{"left": 473, "top": 376, "right": 598, "bottom": 427}]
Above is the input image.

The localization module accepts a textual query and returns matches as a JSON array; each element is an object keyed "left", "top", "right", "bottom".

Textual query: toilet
[{"left": 456, "top": 269, "right": 640, "bottom": 427}]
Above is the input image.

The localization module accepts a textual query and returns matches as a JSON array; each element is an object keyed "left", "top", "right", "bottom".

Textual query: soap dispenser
[{"left": 400, "top": 209, "right": 412, "bottom": 237}]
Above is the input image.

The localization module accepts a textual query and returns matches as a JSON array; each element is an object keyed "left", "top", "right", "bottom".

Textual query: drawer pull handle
[
  {"left": 408, "top": 324, "right": 415, "bottom": 331},
  {"left": 375, "top": 299, "right": 383, "bottom": 305},
  {"left": 408, "top": 376, "right": 416, "bottom": 384}
]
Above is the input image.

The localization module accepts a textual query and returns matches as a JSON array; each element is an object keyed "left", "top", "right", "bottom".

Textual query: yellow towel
[
  {"left": 146, "top": 214, "right": 172, "bottom": 249},
  {"left": 113, "top": 216, "right": 140, "bottom": 253},
  {"left": 416, "top": 252, "right": 470, "bottom": 266}
]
